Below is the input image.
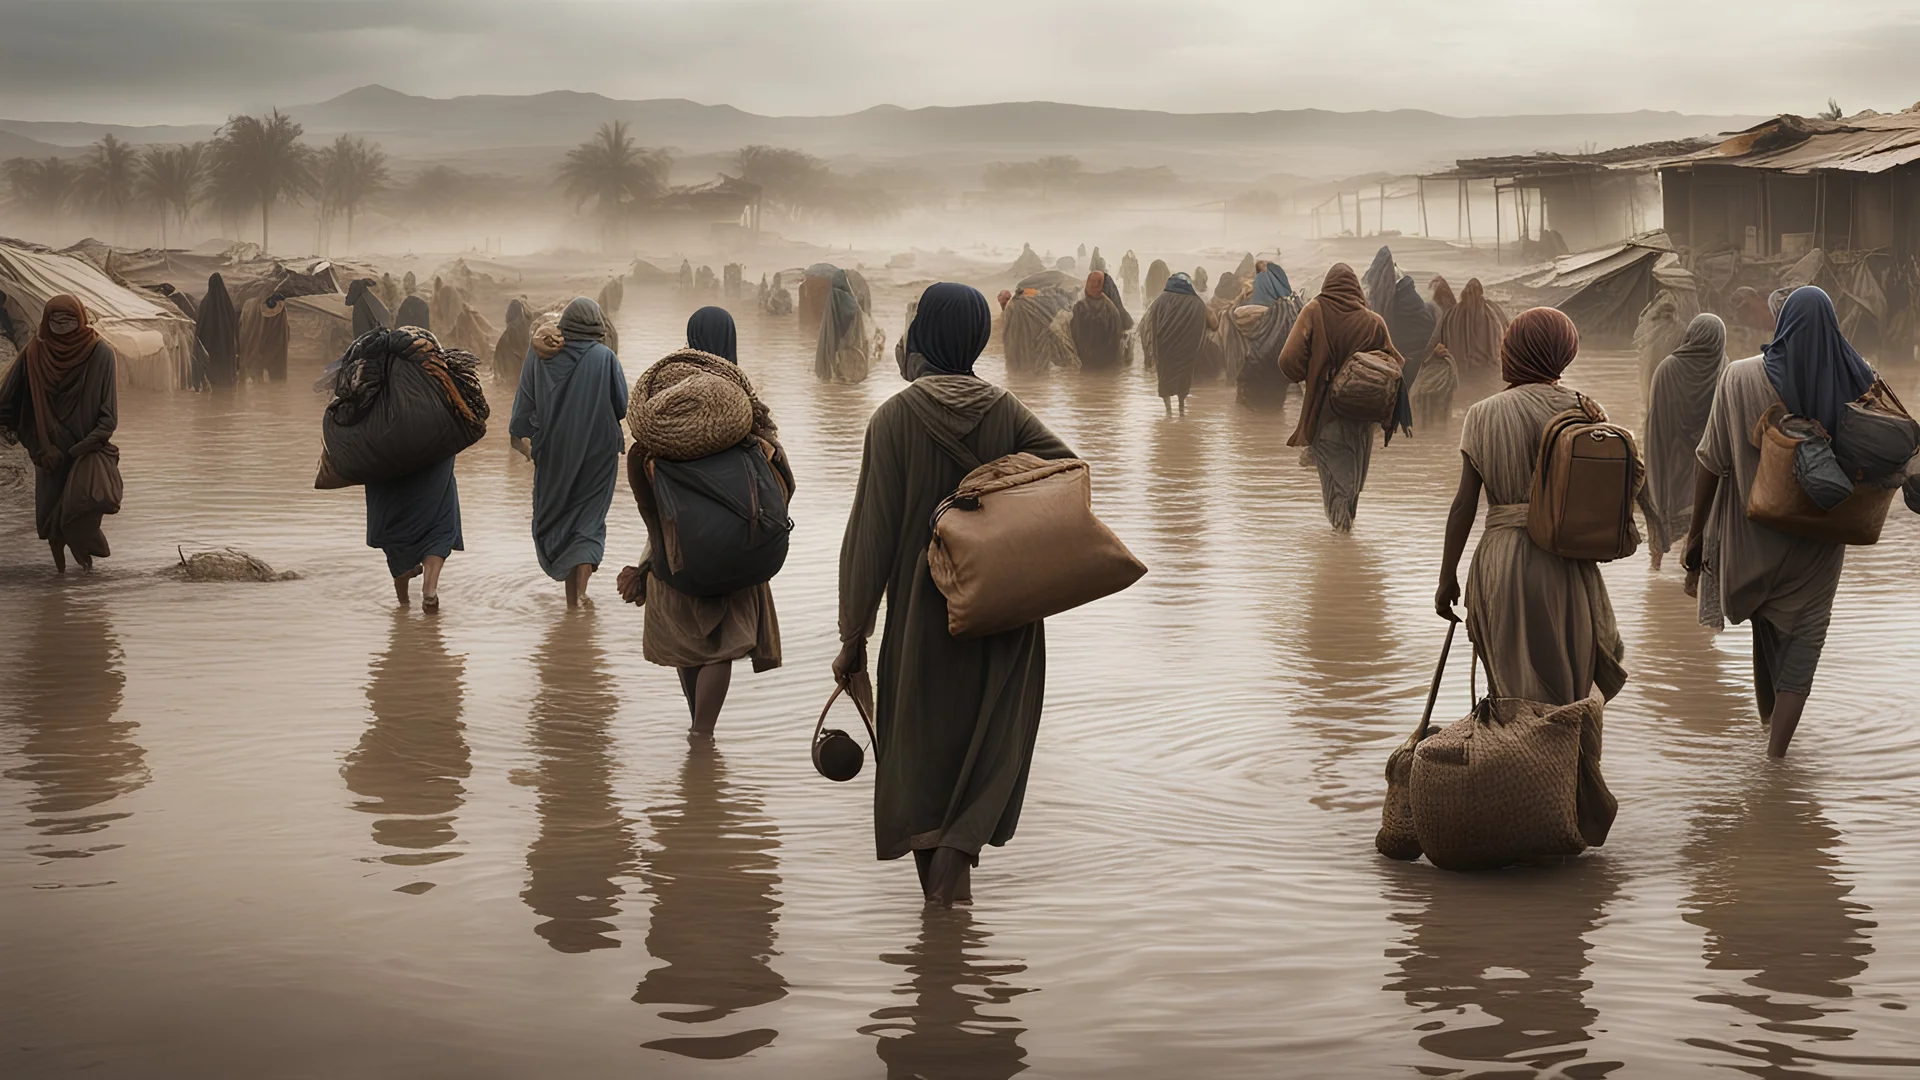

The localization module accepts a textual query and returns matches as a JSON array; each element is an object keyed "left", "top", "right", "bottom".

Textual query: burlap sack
[
  {"left": 635, "top": 372, "right": 753, "bottom": 462},
  {"left": 1409, "top": 693, "right": 1604, "bottom": 871},
  {"left": 628, "top": 348, "right": 765, "bottom": 445}
]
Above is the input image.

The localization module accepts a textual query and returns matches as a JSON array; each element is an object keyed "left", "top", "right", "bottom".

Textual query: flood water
[{"left": 5, "top": 290, "right": 1920, "bottom": 1079}]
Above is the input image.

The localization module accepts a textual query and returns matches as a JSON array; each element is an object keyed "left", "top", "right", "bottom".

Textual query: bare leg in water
[
  {"left": 676, "top": 661, "right": 733, "bottom": 738},
  {"left": 49, "top": 540, "right": 66, "bottom": 574},
  {"left": 420, "top": 555, "right": 445, "bottom": 611},
  {"left": 923, "top": 846, "right": 974, "bottom": 908},
  {"left": 565, "top": 563, "right": 596, "bottom": 608},
  {"left": 393, "top": 563, "right": 423, "bottom": 605},
  {"left": 1753, "top": 633, "right": 1810, "bottom": 758}
]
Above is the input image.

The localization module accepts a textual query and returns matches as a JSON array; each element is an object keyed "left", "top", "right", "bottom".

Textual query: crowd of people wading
[{"left": 2, "top": 233, "right": 1916, "bottom": 898}]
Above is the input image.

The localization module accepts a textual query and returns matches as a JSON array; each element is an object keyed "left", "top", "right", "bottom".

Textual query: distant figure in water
[
  {"left": 1192, "top": 266, "right": 1208, "bottom": 295},
  {"left": 1143, "top": 258, "right": 1170, "bottom": 303},
  {"left": 1142, "top": 271, "right": 1212, "bottom": 415},
  {"left": 597, "top": 274, "right": 624, "bottom": 315},
  {"left": 1279, "top": 264, "right": 1404, "bottom": 531},
  {"left": 346, "top": 277, "right": 389, "bottom": 337},
  {"left": 509, "top": 297, "right": 629, "bottom": 608},
  {"left": 1090, "top": 246, "right": 1106, "bottom": 273},
  {"left": 493, "top": 298, "right": 532, "bottom": 385},
  {"left": 0, "top": 294, "right": 118, "bottom": 573},
  {"left": 815, "top": 268, "right": 877, "bottom": 384},
  {"left": 1643, "top": 313, "right": 1726, "bottom": 547},
  {"left": 402, "top": 271, "right": 418, "bottom": 297},
  {"left": 395, "top": 293, "right": 431, "bottom": 332},
  {"left": 1686, "top": 287, "right": 1867, "bottom": 758},
  {"left": 678, "top": 260, "right": 694, "bottom": 291},
  {"left": 1070, "top": 271, "right": 1133, "bottom": 371},
  {"left": 1120, "top": 250, "right": 1140, "bottom": 302},
  {"left": 762, "top": 271, "right": 793, "bottom": 317},
  {"left": 195, "top": 272, "right": 239, "bottom": 388},
  {"left": 377, "top": 273, "right": 400, "bottom": 312},
  {"left": 836, "top": 282, "right": 1074, "bottom": 907},
  {"left": 622, "top": 306, "right": 792, "bottom": 738},
  {"left": 238, "top": 292, "right": 289, "bottom": 382}
]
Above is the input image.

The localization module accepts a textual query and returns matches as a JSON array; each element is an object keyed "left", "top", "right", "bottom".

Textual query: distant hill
[
  {"left": 0, "top": 119, "right": 217, "bottom": 149},
  {"left": 0, "top": 128, "right": 73, "bottom": 160},
  {"left": 1, "top": 87, "right": 1765, "bottom": 177}
]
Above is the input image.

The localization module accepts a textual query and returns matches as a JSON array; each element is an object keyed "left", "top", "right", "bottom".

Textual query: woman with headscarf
[
  {"left": 0, "top": 295, "right": 118, "bottom": 572},
  {"left": 237, "top": 292, "right": 290, "bottom": 382},
  {"left": 1643, "top": 313, "right": 1727, "bottom": 545},
  {"left": 1383, "top": 274, "right": 1438, "bottom": 433},
  {"left": 1192, "top": 266, "right": 1209, "bottom": 296},
  {"left": 346, "top": 278, "right": 390, "bottom": 337},
  {"left": 1426, "top": 277, "right": 1507, "bottom": 391},
  {"left": 815, "top": 268, "right": 877, "bottom": 384},
  {"left": 1436, "top": 307, "right": 1661, "bottom": 706},
  {"left": 1429, "top": 275, "right": 1458, "bottom": 318},
  {"left": 1232, "top": 260, "right": 1304, "bottom": 412},
  {"left": 430, "top": 279, "right": 463, "bottom": 335},
  {"left": 1684, "top": 287, "right": 1870, "bottom": 758},
  {"left": 1362, "top": 246, "right": 1397, "bottom": 314},
  {"left": 447, "top": 302, "right": 495, "bottom": 361},
  {"left": 1120, "top": 250, "right": 1140, "bottom": 303},
  {"left": 377, "top": 273, "right": 401, "bottom": 313},
  {"left": 1143, "top": 272, "right": 1213, "bottom": 416},
  {"left": 493, "top": 298, "right": 532, "bottom": 384},
  {"left": 509, "top": 297, "right": 629, "bottom": 607},
  {"left": 1143, "top": 259, "right": 1170, "bottom": 304},
  {"left": 999, "top": 270, "right": 1077, "bottom": 376},
  {"left": 155, "top": 281, "right": 199, "bottom": 321},
  {"left": 1278, "top": 264, "right": 1405, "bottom": 530},
  {"left": 1433, "top": 309, "right": 1642, "bottom": 851},
  {"left": 395, "top": 293, "right": 431, "bottom": 332},
  {"left": 1634, "top": 287, "right": 1700, "bottom": 396},
  {"left": 195, "top": 272, "right": 239, "bottom": 388},
  {"left": 762, "top": 271, "right": 794, "bottom": 317},
  {"left": 835, "top": 282, "right": 1075, "bottom": 907},
  {"left": 1410, "top": 277, "right": 1461, "bottom": 427},
  {"left": 402, "top": 271, "right": 418, "bottom": 298},
  {"left": 619, "top": 306, "right": 788, "bottom": 737},
  {"left": 1070, "top": 271, "right": 1133, "bottom": 372},
  {"left": 1090, "top": 247, "right": 1106, "bottom": 274}
]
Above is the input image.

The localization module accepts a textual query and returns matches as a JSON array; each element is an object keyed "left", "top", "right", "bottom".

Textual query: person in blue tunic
[
  {"left": 365, "top": 455, "right": 462, "bottom": 610},
  {"left": 510, "top": 296, "right": 628, "bottom": 607}
]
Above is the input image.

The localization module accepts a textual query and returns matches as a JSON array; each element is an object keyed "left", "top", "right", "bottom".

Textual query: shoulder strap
[
  {"left": 815, "top": 676, "right": 879, "bottom": 749},
  {"left": 899, "top": 383, "right": 987, "bottom": 473}
]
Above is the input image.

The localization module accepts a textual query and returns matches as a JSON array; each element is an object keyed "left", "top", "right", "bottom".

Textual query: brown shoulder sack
[
  {"left": 62, "top": 443, "right": 124, "bottom": 519},
  {"left": 928, "top": 453, "right": 1147, "bottom": 638},
  {"left": 1328, "top": 349, "right": 1403, "bottom": 425},
  {"left": 1747, "top": 401, "right": 1896, "bottom": 545},
  {"left": 1527, "top": 396, "right": 1641, "bottom": 562}
]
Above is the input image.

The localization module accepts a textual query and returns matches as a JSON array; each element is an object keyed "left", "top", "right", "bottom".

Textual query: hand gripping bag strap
[{"left": 814, "top": 679, "right": 879, "bottom": 750}]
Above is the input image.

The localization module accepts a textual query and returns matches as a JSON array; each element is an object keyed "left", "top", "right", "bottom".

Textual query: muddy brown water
[{"left": 4, "top": 291, "right": 1920, "bottom": 1079}]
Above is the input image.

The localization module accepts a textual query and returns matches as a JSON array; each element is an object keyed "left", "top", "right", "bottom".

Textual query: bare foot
[
  {"left": 50, "top": 541, "right": 65, "bottom": 575},
  {"left": 393, "top": 564, "right": 422, "bottom": 605},
  {"left": 925, "top": 847, "right": 970, "bottom": 909}
]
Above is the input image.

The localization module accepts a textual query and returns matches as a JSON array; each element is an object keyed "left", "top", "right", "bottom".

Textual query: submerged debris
[{"left": 167, "top": 546, "right": 299, "bottom": 582}]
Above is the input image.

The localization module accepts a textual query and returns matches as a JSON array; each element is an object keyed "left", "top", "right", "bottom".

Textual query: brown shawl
[
  {"left": 1428, "top": 277, "right": 1505, "bottom": 374},
  {"left": 1430, "top": 275, "right": 1457, "bottom": 315},
  {"left": 1278, "top": 264, "right": 1401, "bottom": 446},
  {"left": 23, "top": 295, "right": 101, "bottom": 454}
]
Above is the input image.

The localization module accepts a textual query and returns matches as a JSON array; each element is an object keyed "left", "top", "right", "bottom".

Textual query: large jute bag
[
  {"left": 1748, "top": 402, "right": 1896, "bottom": 545},
  {"left": 929, "top": 453, "right": 1147, "bottom": 637},
  {"left": 1409, "top": 687, "right": 1611, "bottom": 872},
  {"left": 1328, "top": 349, "right": 1403, "bottom": 425}
]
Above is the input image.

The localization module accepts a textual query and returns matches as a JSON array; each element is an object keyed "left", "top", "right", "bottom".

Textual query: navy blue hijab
[
  {"left": 904, "top": 282, "right": 992, "bottom": 377},
  {"left": 1252, "top": 262, "right": 1292, "bottom": 305},
  {"left": 686, "top": 305, "right": 737, "bottom": 363},
  {"left": 1162, "top": 272, "right": 1198, "bottom": 297},
  {"left": 1763, "top": 286, "right": 1873, "bottom": 435}
]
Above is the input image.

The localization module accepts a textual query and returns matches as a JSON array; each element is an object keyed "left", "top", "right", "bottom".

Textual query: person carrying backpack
[{"left": 620, "top": 308, "right": 792, "bottom": 739}]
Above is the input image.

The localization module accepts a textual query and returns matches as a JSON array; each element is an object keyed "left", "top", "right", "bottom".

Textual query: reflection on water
[
  {"left": 1298, "top": 533, "right": 1399, "bottom": 812},
  {"left": 522, "top": 612, "right": 637, "bottom": 953},
  {"left": 633, "top": 743, "right": 786, "bottom": 1060},
  {"left": 1, "top": 590, "right": 144, "bottom": 860},
  {"left": 1681, "top": 768, "right": 1900, "bottom": 1074},
  {"left": 862, "top": 908, "right": 1033, "bottom": 1080},
  {"left": 341, "top": 610, "right": 471, "bottom": 883},
  {"left": 1385, "top": 859, "right": 1626, "bottom": 1077}
]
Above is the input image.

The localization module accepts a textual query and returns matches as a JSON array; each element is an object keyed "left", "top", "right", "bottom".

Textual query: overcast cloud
[{"left": 2, "top": 0, "right": 1917, "bottom": 123}]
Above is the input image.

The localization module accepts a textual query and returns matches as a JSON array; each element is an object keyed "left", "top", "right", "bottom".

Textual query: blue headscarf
[
  {"left": 1252, "top": 262, "right": 1292, "bottom": 305},
  {"left": 686, "top": 305, "right": 737, "bottom": 363},
  {"left": 1162, "top": 272, "right": 1197, "bottom": 297},
  {"left": 1762, "top": 286, "right": 1873, "bottom": 435},
  {"left": 904, "top": 282, "right": 992, "bottom": 377}
]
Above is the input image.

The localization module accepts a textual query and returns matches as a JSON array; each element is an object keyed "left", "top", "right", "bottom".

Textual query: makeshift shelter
[
  {"left": 1522, "top": 231, "right": 1685, "bottom": 345},
  {"left": 0, "top": 237, "right": 197, "bottom": 389}
]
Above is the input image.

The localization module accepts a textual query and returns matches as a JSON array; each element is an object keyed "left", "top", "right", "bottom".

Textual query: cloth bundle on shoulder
[
  {"left": 928, "top": 453, "right": 1147, "bottom": 638},
  {"left": 1328, "top": 349, "right": 1403, "bottom": 425},
  {"left": 319, "top": 328, "right": 489, "bottom": 486},
  {"left": 1748, "top": 401, "right": 1898, "bottom": 545}
]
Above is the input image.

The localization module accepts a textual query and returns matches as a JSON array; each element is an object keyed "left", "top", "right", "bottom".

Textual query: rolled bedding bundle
[{"left": 320, "top": 327, "right": 490, "bottom": 486}]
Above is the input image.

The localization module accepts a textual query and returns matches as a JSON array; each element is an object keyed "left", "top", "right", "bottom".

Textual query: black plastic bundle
[{"left": 322, "top": 328, "right": 490, "bottom": 484}]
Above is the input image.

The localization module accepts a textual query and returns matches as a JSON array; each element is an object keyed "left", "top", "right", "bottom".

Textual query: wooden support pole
[{"left": 1419, "top": 177, "right": 1429, "bottom": 237}]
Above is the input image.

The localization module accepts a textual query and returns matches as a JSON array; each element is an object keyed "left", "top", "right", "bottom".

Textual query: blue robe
[
  {"left": 509, "top": 339, "right": 628, "bottom": 579},
  {"left": 365, "top": 456, "right": 463, "bottom": 577}
]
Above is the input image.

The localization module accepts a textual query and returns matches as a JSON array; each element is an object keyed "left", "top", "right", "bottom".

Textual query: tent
[
  {"left": 1523, "top": 231, "right": 1682, "bottom": 346},
  {"left": 0, "top": 237, "right": 197, "bottom": 389}
]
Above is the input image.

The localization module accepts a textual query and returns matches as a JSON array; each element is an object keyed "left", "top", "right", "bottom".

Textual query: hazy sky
[{"left": 3, "top": 0, "right": 1918, "bottom": 124}]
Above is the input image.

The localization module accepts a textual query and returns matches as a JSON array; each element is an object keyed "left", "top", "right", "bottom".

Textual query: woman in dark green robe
[{"left": 834, "top": 282, "right": 1074, "bottom": 907}]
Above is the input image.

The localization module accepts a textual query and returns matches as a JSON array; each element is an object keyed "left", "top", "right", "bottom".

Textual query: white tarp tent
[{"left": 0, "top": 237, "right": 196, "bottom": 389}]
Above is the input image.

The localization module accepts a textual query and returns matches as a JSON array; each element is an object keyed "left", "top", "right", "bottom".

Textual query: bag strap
[
  {"left": 1411, "top": 621, "right": 1456, "bottom": 743},
  {"left": 899, "top": 384, "right": 986, "bottom": 473},
  {"left": 815, "top": 676, "right": 878, "bottom": 750}
]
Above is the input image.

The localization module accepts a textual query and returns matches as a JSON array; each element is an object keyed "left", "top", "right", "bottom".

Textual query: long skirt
[
  {"left": 643, "top": 571, "right": 782, "bottom": 672},
  {"left": 366, "top": 456, "right": 463, "bottom": 577},
  {"left": 1311, "top": 414, "right": 1373, "bottom": 531}
]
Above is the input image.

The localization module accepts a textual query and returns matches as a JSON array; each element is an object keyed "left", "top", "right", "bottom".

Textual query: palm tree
[
  {"left": 209, "top": 109, "right": 315, "bottom": 252},
  {"left": 136, "top": 143, "right": 207, "bottom": 250},
  {"left": 316, "top": 135, "right": 389, "bottom": 252},
  {"left": 75, "top": 134, "right": 140, "bottom": 240},
  {"left": 557, "top": 121, "right": 671, "bottom": 250},
  {"left": 3, "top": 156, "right": 79, "bottom": 218}
]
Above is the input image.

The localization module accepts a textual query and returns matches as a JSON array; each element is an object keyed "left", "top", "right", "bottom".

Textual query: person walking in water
[
  {"left": 1279, "top": 263, "right": 1405, "bottom": 531},
  {"left": 0, "top": 295, "right": 118, "bottom": 573},
  {"left": 1684, "top": 287, "right": 1867, "bottom": 758},
  {"left": 510, "top": 297, "right": 628, "bottom": 608},
  {"left": 1643, "top": 313, "right": 1727, "bottom": 554},
  {"left": 835, "top": 282, "right": 1074, "bottom": 908},
  {"left": 621, "top": 307, "right": 791, "bottom": 738},
  {"left": 1142, "top": 271, "right": 1211, "bottom": 416}
]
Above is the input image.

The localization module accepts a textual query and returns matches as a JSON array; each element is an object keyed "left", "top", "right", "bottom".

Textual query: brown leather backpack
[
  {"left": 1328, "top": 349, "right": 1403, "bottom": 425},
  {"left": 1527, "top": 396, "right": 1642, "bottom": 562}
]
